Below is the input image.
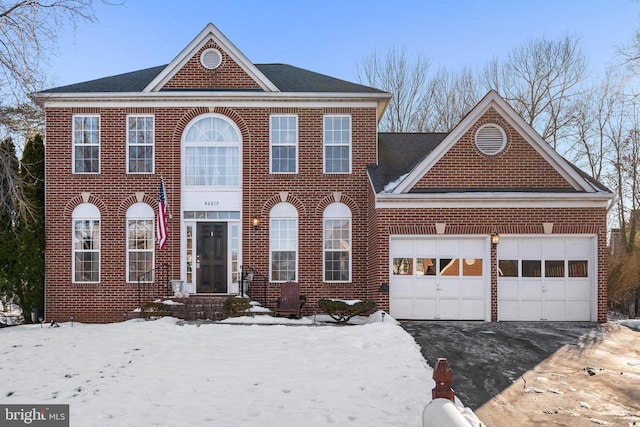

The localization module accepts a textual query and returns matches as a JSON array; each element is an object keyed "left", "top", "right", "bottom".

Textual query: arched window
[
  {"left": 72, "top": 203, "right": 100, "bottom": 283},
  {"left": 183, "top": 114, "right": 241, "bottom": 187},
  {"left": 270, "top": 202, "right": 298, "bottom": 282},
  {"left": 126, "top": 203, "right": 154, "bottom": 283},
  {"left": 323, "top": 203, "right": 351, "bottom": 282}
]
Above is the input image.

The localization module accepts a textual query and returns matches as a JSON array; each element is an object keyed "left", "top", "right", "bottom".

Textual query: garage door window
[
  {"left": 393, "top": 258, "right": 413, "bottom": 275},
  {"left": 439, "top": 258, "right": 459, "bottom": 276},
  {"left": 545, "top": 260, "right": 565, "bottom": 278},
  {"left": 416, "top": 258, "right": 436, "bottom": 276},
  {"left": 463, "top": 258, "right": 483, "bottom": 276},
  {"left": 568, "top": 260, "right": 588, "bottom": 277},
  {"left": 522, "top": 260, "right": 542, "bottom": 277},
  {"left": 498, "top": 259, "right": 518, "bottom": 277},
  {"left": 500, "top": 259, "right": 589, "bottom": 278}
]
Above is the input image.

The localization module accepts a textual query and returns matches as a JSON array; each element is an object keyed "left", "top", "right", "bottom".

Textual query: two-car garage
[{"left": 389, "top": 235, "right": 597, "bottom": 321}]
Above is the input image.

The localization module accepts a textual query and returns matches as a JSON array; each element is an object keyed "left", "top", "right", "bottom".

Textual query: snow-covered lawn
[{"left": 0, "top": 312, "right": 482, "bottom": 426}]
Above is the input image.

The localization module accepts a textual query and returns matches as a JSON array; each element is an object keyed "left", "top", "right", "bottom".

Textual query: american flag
[{"left": 156, "top": 178, "right": 168, "bottom": 250}]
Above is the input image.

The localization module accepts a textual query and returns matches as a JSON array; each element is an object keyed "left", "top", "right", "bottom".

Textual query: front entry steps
[{"left": 163, "top": 295, "right": 228, "bottom": 321}]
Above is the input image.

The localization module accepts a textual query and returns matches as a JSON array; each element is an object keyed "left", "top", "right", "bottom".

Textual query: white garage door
[
  {"left": 497, "top": 236, "right": 596, "bottom": 321},
  {"left": 389, "top": 237, "right": 488, "bottom": 320}
]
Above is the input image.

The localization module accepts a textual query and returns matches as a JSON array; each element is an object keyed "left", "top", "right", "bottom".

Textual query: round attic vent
[
  {"left": 475, "top": 124, "right": 506, "bottom": 155},
  {"left": 200, "top": 48, "right": 222, "bottom": 70}
]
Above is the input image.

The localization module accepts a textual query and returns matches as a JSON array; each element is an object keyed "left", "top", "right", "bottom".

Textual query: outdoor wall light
[
  {"left": 491, "top": 232, "right": 500, "bottom": 248},
  {"left": 252, "top": 217, "right": 259, "bottom": 230}
]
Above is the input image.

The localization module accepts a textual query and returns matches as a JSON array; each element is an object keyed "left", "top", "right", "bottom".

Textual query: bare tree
[
  {"left": 0, "top": 0, "right": 101, "bottom": 99},
  {"left": 617, "top": 26, "right": 640, "bottom": 76},
  {"left": 356, "top": 44, "right": 430, "bottom": 132},
  {"left": 566, "top": 69, "right": 623, "bottom": 181},
  {"left": 0, "top": 0, "right": 113, "bottom": 220},
  {"left": 420, "top": 66, "right": 482, "bottom": 132},
  {"left": 483, "top": 33, "right": 587, "bottom": 152}
]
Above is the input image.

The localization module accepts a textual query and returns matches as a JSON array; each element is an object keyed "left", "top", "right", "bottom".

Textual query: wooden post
[{"left": 432, "top": 358, "right": 455, "bottom": 401}]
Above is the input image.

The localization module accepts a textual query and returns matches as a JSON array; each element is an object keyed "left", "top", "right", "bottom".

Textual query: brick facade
[
  {"left": 38, "top": 23, "right": 612, "bottom": 323},
  {"left": 414, "top": 108, "right": 573, "bottom": 190},
  {"left": 44, "top": 104, "right": 379, "bottom": 322}
]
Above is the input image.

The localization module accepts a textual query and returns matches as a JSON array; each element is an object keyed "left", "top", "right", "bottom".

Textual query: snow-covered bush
[
  {"left": 318, "top": 299, "right": 376, "bottom": 324},
  {"left": 223, "top": 296, "right": 250, "bottom": 317}
]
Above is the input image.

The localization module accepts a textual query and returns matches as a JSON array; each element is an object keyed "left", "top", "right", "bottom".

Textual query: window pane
[
  {"left": 416, "top": 258, "right": 436, "bottom": 276},
  {"left": 73, "top": 218, "right": 100, "bottom": 283},
  {"left": 270, "top": 216, "right": 297, "bottom": 281},
  {"left": 128, "top": 220, "right": 153, "bottom": 250},
  {"left": 271, "top": 115, "right": 297, "bottom": 173},
  {"left": 568, "top": 260, "right": 588, "bottom": 278},
  {"left": 271, "top": 251, "right": 296, "bottom": 281},
  {"left": 271, "top": 146, "right": 296, "bottom": 173},
  {"left": 128, "top": 252, "right": 153, "bottom": 282},
  {"left": 127, "top": 218, "right": 153, "bottom": 282},
  {"left": 128, "top": 146, "right": 153, "bottom": 173},
  {"left": 73, "top": 116, "right": 99, "bottom": 173},
  {"left": 324, "top": 219, "right": 350, "bottom": 250},
  {"left": 545, "top": 260, "right": 565, "bottom": 278},
  {"left": 185, "top": 146, "right": 239, "bottom": 186},
  {"left": 324, "top": 251, "right": 349, "bottom": 281},
  {"left": 439, "top": 258, "right": 459, "bottom": 276},
  {"left": 324, "top": 146, "right": 349, "bottom": 173},
  {"left": 74, "top": 252, "right": 99, "bottom": 282},
  {"left": 393, "top": 258, "right": 413, "bottom": 275},
  {"left": 522, "top": 260, "right": 541, "bottom": 277},
  {"left": 127, "top": 116, "right": 154, "bottom": 173},
  {"left": 498, "top": 260, "right": 518, "bottom": 277},
  {"left": 185, "top": 116, "right": 239, "bottom": 142},
  {"left": 323, "top": 205, "right": 351, "bottom": 282},
  {"left": 324, "top": 115, "right": 350, "bottom": 173},
  {"left": 462, "top": 258, "right": 483, "bottom": 276},
  {"left": 75, "top": 146, "right": 99, "bottom": 173}
]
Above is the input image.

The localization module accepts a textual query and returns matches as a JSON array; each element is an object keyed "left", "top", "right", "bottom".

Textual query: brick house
[{"left": 34, "top": 23, "right": 613, "bottom": 323}]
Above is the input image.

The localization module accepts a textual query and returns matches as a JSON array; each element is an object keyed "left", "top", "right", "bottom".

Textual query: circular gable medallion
[
  {"left": 475, "top": 124, "right": 506, "bottom": 155},
  {"left": 200, "top": 48, "right": 222, "bottom": 70}
]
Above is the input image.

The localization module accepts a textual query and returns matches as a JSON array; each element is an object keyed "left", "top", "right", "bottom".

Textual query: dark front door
[{"left": 196, "top": 222, "right": 227, "bottom": 293}]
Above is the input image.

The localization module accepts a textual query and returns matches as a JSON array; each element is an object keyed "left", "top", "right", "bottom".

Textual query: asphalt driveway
[
  {"left": 401, "top": 321, "right": 598, "bottom": 409},
  {"left": 401, "top": 321, "right": 640, "bottom": 427}
]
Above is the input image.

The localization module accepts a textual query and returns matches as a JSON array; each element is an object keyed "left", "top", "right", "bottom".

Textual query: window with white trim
[
  {"left": 126, "top": 203, "right": 154, "bottom": 283},
  {"left": 270, "top": 115, "right": 298, "bottom": 173},
  {"left": 73, "top": 115, "right": 100, "bottom": 173},
  {"left": 72, "top": 203, "right": 100, "bottom": 283},
  {"left": 323, "top": 115, "right": 351, "bottom": 173},
  {"left": 323, "top": 202, "right": 351, "bottom": 282},
  {"left": 184, "top": 115, "right": 240, "bottom": 187},
  {"left": 270, "top": 203, "right": 298, "bottom": 282},
  {"left": 127, "top": 115, "right": 154, "bottom": 173}
]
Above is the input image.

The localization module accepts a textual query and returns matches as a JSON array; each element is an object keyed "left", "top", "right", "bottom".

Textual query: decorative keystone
[{"left": 432, "top": 358, "right": 455, "bottom": 401}]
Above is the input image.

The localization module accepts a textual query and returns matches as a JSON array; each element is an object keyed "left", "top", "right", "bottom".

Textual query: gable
[
  {"left": 412, "top": 107, "right": 574, "bottom": 192},
  {"left": 144, "top": 23, "right": 278, "bottom": 93},
  {"left": 163, "top": 39, "right": 262, "bottom": 91},
  {"left": 389, "top": 91, "right": 605, "bottom": 196}
]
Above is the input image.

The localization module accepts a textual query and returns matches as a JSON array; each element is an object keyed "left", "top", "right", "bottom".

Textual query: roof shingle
[{"left": 38, "top": 63, "right": 385, "bottom": 94}]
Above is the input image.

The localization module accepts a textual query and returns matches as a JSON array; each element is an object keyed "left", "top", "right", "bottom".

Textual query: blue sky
[{"left": 48, "top": 0, "right": 640, "bottom": 88}]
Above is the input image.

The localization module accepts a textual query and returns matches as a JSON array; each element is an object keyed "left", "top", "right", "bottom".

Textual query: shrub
[
  {"left": 141, "top": 301, "right": 167, "bottom": 321},
  {"left": 223, "top": 296, "right": 250, "bottom": 317},
  {"left": 318, "top": 299, "right": 376, "bottom": 324}
]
